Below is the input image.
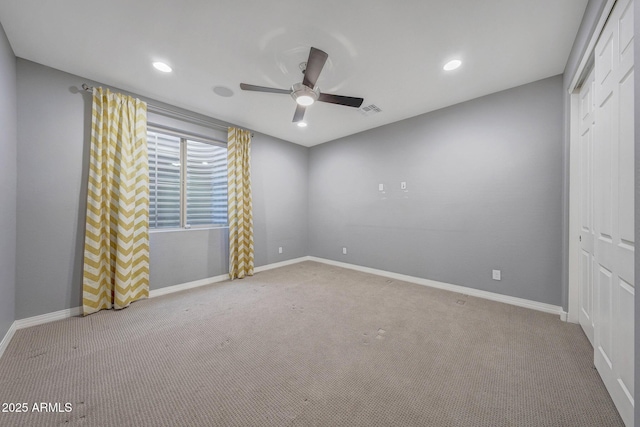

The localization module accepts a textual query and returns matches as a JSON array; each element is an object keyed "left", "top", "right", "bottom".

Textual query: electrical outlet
[
  {"left": 342, "top": 247, "right": 347, "bottom": 255},
  {"left": 278, "top": 247, "right": 283, "bottom": 254},
  {"left": 492, "top": 270, "right": 501, "bottom": 281}
]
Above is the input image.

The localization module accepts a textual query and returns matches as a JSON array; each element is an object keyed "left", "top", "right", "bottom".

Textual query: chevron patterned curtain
[
  {"left": 227, "top": 127, "right": 254, "bottom": 279},
  {"left": 82, "top": 87, "right": 149, "bottom": 316}
]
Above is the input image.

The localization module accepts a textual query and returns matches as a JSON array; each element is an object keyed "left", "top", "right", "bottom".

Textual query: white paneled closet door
[
  {"left": 592, "top": 0, "right": 634, "bottom": 424},
  {"left": 579, "top": 67, "right": 595, "bottom": 347}
]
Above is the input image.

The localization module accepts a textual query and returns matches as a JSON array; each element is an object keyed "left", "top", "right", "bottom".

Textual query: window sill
[{"left": 150, "top": 226, "right": 229, "bottom": 234}]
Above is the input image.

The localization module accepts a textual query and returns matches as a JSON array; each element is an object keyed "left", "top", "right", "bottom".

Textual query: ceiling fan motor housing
[{"left": 291, "top": 82, "right": 319, "bottom": 106}]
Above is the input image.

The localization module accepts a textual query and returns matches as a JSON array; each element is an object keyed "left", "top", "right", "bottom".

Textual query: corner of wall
[
  {"left": 0, "top": 19, "right": 18, "bottom": 346},
  {"left": 633, "top": 0, "right": 640, "bottom": 423}
]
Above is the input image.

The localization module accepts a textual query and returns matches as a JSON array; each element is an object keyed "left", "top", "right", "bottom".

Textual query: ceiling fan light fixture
[
  {"left": 296, "top": 95, "right": 315, "bottom": 106},
  {"left": 291, "top": 82, "right": 319, "bottom": 106}
]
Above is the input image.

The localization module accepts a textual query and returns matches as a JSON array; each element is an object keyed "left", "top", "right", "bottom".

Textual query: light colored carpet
[{"left": 0, "top": 261, "right": 624, "bottom": 426}]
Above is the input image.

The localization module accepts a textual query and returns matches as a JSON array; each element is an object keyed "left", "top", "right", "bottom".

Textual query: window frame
[{"left": 148, "top": 125, "right": 228, "bottom": 231}]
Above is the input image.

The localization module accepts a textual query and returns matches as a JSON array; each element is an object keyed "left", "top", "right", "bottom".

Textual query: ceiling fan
[{"left": 240, "top": 47, "right": 364, "bottom": 124}]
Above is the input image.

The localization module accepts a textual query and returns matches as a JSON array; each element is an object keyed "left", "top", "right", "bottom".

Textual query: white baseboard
[
  {"left": 15, "top": 307, "right": 83, "bottom": 330},
  {"left": 306, "top": 256, "right": 566, "bottom": 319},
  {"left": 0, "top": 322, "right": 17, "bottom": 360},
  {"left": 1, "top": 309, "right": 83, "bottom": 359},
  {"left": 254, "top": 256, "right": 311, "bottom": 273},
  {"left": 148, "top": 274, "right": 229, "bottom": 298},
  {"left": 150, "top": 256, "right": 312, "bottom": 296}
]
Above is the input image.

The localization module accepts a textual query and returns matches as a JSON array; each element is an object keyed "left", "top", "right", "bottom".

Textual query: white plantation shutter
[
  {"left": 186, "top": 140, "right": 228, "bottom": 226},
  {"left": 148, "top": 132, "right": 181, "bottom": 228},
  {"left": 147, "top": 130, "right": 228, "bottom": 229}
]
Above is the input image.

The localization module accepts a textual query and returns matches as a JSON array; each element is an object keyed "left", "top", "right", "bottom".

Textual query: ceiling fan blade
[
  {"left": 240, "top": 83, "right": 290, "bottom": 94},
  {"left": 292, "top": 104, "right": 306, "bottom": 122},
  {"left": 318, "top": 93, "right": 364, "bottom": 108},
  {"left": 302, "top": 47, "right": 328, "bottom": 89}
]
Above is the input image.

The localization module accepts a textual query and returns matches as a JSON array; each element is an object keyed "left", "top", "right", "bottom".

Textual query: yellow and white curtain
[
  {"left": 82, "top": 87, "right": 149, "bottom": 315},
  {"left": 227, "top": 127, "right": 254, "bottom": 279}
]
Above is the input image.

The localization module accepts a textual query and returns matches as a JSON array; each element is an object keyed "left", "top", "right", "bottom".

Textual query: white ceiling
[{"left": 0, "top": 0, "right": 588, "bottom": 147}]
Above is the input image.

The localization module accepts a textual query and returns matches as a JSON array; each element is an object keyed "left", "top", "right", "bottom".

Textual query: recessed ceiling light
[
  {"left": 297, "top": 122, "right": 308, "bottom": 128},
  {"left": 443, "top": 59, "right": 462, "bottom": 71},
  {"left": 153, "top": 62, "right": 172, "bottom": 73}
]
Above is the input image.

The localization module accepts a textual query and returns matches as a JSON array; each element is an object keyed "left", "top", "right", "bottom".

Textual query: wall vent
[{"left": 359, "top": 104, "right": 382, "bottom": 116}]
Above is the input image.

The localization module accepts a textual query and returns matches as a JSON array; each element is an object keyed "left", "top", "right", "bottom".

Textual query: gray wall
[
  {"left": 15, "top": 59, "right": 308, "bottom": 318},
  {"left": 309, "top": 75, "right": 564, "bottom": 306},
  {"left": 16, "top": 60, "right": 88, "bottom": 319},
  {"left": 252, "top": 136, "right": 309, "bottom": 267},
  {"left": 0, "top": 23, "right": 17, "bottom": 339}
]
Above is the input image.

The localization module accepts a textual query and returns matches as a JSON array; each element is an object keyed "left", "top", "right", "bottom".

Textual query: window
[{"left": 148, "top": 129, "right": 228, "bottom": 229}]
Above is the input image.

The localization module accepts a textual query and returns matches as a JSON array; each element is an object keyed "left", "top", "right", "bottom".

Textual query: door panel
[
  {"left": 618, "top": 69, "right": 634, "bottom": 245},
  {"left": 580, "top": 250, "right": 593, "bottom": 343},
  {"left": 617, "top": 279, "right": 635, "bottom": 400},
  {"left": 578, "top": 67, "right": 595, "bottom": 345},
  {"left": 591, "top": 0, "right": 635, "bottom": 424},
  {"left": 596, "top": 266, "right": 613, "bottom": 367},
  {"left": 595, "top": 91, "right": 613, "bottom": 240},
  {"left": 596, "top": 31, "right": 614, "bottom": 98}
]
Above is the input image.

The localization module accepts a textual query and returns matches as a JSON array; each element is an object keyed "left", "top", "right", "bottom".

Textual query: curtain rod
[{"left": 81, "top": 83, "right": 254, "bottom": 137}]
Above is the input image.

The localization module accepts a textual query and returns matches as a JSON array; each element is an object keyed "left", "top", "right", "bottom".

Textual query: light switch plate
[{"left": 492, "top": 270, "right": 501, "bottom": 280}]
